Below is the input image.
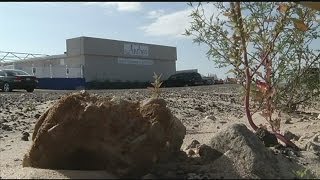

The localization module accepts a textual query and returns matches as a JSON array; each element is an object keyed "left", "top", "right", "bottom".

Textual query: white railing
[{"left": 1, "top": 63, "right": 83, "bottom": 78}]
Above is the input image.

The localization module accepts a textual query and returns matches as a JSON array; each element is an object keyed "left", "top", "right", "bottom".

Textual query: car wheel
[
  {"left": 26, "top": 88, "right": 34, "bottom": 92},
  {"left": 3, "top": 83, "right": 12, "bottom": 92}
]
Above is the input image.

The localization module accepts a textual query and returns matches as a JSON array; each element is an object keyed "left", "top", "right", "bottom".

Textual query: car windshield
[{"left": 5, "top": 70, "right": 30, "bottom": 76}]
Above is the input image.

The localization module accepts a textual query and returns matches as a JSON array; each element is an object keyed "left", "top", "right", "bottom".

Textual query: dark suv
[
  {"left": 162, "top": 72, "right": 204, "bottom": 87},
  {"left": 0, "top": 69, "right": 38, "bottom": 92}
]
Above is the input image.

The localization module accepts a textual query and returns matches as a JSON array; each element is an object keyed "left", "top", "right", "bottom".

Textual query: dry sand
[{"left": 1, "top": 84, "right": 319, "bottom": 179}]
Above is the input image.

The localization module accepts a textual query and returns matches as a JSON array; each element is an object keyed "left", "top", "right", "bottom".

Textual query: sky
[
  {"left": 0, "top": 2, "right": 232, "bottom": 79},
  {"left": 0, "top": 2, "right": 319, "bottom": 79}
]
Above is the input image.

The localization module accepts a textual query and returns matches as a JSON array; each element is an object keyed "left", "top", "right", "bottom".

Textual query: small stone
[
  {"left": 305, "top": 133, "right": 320, "bottom": 152},
  {"left": 284, "top": 117, "right": 292, "bottom": 124},
  {"left": 186, "top": 149, "right": 196, "bottom": 156},
  {"left": 284, "top": 130, "right": 300, "bottom": 141},
  {"left": 195, "top": 106, "right": 205, "bottom": 112},
  {"left": 186, "top": 140, "right": 201, "bottom": 150},
  {"left": 2, "top": 124, "right": 12, "bottom": 131},
  {"left": 21, "top": 132, "right": 30, "bottom": 141},
  {"left": 205, "top": 115, "right": 216, "bottom": 121},
  {"left": 34, "top": 114, "right": 41, "bottom": 119}
]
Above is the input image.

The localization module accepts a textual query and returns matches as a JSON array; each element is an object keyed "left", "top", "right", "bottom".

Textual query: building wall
[
  {"left": 67, "top": 37, "right": 177, "bottom": 60},
  {"left": 84, "top": 55, "right": 175, "bottom": 82},
  {"left": 66, "top": 37, "right": 177, "bottom": 82}
]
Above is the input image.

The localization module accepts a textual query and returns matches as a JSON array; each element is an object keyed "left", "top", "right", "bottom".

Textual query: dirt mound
[{"left": 22, "top": 91, "right": 186, "bottom": 177}]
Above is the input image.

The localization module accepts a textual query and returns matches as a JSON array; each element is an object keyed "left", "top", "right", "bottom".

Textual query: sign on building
[
  {"left": 124, "top": 43, "right": 149, "bottom": 57},
  {"left": 118, "top": 58, "right": 154, "bottom": 66}
]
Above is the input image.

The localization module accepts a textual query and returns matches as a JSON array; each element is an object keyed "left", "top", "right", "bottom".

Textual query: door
[{"left": 0, "top": 70, "right": 5, "bottom": 87}]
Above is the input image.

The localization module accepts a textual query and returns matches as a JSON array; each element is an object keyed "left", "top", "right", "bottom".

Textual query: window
[
  {"left": 3, "top": 70, "right": 29, "bottom": 76},
  {"left": 14, "top": 70, "right": 29, "bottom": 75},
  {"left": 0, "top": 71, "right": 5, "bottom": 76},
  {"left": 169, "top": 74, "right": 178, "bottom": 80},
  {"left": 176, "top": 74, "right": 185, "bottom": 80}
]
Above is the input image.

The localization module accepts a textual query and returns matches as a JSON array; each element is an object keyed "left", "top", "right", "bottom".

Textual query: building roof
[
  {"left": 1, "top": 54, "right": 66, "bottom": 65},
  {"left": 69, "top": 36, "right": 176, "bottom": 49}
]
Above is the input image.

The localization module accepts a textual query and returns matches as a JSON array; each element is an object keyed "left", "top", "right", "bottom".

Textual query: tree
[{"left": 185, "top": 2, "right": 320, "bottom": 149}]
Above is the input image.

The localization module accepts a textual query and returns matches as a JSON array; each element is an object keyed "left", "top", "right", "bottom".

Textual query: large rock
[
  {"left": 209, "top": 123, "right": 300, "bottom": 179},
  {"left": 23, "top": 91, "right": 186, "bottom": 177}
]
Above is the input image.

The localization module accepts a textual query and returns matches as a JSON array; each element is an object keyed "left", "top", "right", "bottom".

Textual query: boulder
[
  {"left": 197, "top": 144, "right": 223, "bottom": 161},
  {"left": 23, "top": 91, "right": 186, "bottom": 178},
  {"left": 209, "top": 123, "right": 296, "bottom": 179}
]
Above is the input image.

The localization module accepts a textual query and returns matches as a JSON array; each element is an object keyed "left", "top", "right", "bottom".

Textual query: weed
[{"left": 148, "top": 72, "right": 163, "bottom": 98}]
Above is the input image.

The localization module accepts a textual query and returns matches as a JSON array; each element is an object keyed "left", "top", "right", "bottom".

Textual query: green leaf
[{"left": 227, "top": 69, "right": 237, "bottom": 74}]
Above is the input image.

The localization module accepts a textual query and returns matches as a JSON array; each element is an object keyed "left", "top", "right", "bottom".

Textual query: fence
[{"left": 0, "top": 63, "right": 86, "bottom": 90}]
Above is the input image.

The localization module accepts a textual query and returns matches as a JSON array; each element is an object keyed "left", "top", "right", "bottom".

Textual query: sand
[{"left": 1, "top": 84, "right": 319, "bottom": 179}]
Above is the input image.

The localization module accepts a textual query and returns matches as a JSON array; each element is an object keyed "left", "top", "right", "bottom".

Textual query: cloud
[
  {"left": 140, "top": 9, "right": 192, "bottom": 38},
  {"left": 140, "top": 4, "right": 225, "bottom": 39},
  {"left": 147, "top": 10, "right": 165, "bottom": 19},
  {"left": 84, "top": 2, "right": 142, "bottom": 12}
]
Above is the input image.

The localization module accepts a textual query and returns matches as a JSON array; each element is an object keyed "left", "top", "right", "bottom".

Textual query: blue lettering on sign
[{"left": 124, "top": 43, "right": 149, "bottom": 57}]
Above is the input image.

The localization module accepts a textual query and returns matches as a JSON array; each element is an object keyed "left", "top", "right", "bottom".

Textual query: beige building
[{"left": 9, "top": 36, "right": 177, "bottom": 83}]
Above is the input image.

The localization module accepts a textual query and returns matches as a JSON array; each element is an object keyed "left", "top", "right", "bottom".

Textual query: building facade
[{"left": 69, "top": 37, "right": 177, "bottom": 82}]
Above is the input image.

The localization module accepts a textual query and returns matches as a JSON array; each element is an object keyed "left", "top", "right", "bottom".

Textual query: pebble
[
  {"left": 284, "top": 117, "right": 292, "bottom": 124},
  {"left": 186, "top": 140, "right": 201, "bottom": 150},
  {"left": 21, "top": 132, "right": 30, "bottom": 141},
  {"left": 205, "top": 115, "right": 216, "bottom": 121},
  {"left": 34, "top": 114, "right": 41, "bottom": 119},
  {"left": 2, "top": 124, "right": 12, "bottom": 131},
  {"left": 284, "top": 130, "right": 300, "bottom": 141},
  {"left": 186, "top": 149, "right": 196, "bottom": 156}
]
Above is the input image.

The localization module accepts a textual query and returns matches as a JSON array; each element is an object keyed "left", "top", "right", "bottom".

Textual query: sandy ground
[{"left": 0, "top": 84, "right": 319, "bottom": 179}]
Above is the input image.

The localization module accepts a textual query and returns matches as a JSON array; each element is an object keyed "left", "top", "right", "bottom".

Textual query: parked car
[
  {"left": 0, "top": 69, "right": 38, "bottom": 92},
  {"left": 202, "top": 77, "right": 215, "bottom": 85},
  {"left": 162, "top": 72, "right": 204, "bottom": 87},
  {"left": 214, "top": 79, "right": 224, "bottom": 84}
]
